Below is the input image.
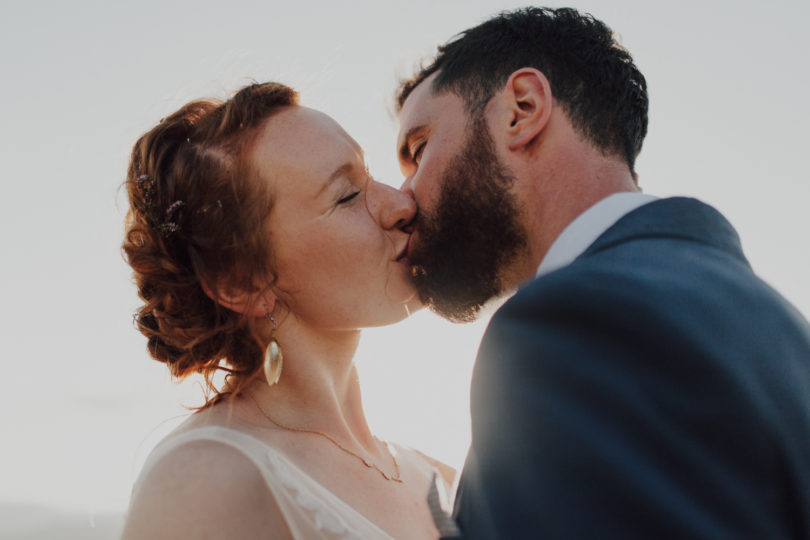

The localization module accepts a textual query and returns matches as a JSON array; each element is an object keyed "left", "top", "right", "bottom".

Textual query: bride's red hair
[{"left": 122, "top": 82, "right": 298, "bottom": 406}]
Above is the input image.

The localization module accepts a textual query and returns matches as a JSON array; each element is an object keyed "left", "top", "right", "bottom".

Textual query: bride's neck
[{"left": 245, "top": 318, "right": 377, "bottom": 450}]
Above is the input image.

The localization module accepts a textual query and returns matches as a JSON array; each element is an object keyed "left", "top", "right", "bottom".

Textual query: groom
[{"left": 396, "top": 7, "right": 810, "bottom": 539}]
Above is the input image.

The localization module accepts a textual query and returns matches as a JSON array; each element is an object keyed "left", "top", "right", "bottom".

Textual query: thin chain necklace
[{"left": 246, "top": 392, "right": 403, "bottom": 483}]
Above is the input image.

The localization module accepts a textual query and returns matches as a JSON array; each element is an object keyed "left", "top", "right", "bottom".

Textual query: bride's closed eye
[
  {"left": 336, "top": 165, "right": 374, "bottom": 205},
  {"left": 337, "top": 191, "right": 360, "bottom": 204}
]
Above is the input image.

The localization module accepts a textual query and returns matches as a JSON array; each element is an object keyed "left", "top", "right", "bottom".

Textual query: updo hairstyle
[{"left": 122, "top": 82, "right": 298, "bottom": 405}]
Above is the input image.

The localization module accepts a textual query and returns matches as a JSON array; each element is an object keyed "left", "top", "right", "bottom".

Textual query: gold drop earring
[{"left": 263, "top": 312, "right": 283, "bottom": 386}]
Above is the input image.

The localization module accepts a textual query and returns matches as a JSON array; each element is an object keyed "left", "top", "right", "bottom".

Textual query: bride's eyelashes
[
  {"left": 337, "top": 191, "right": 360, "bottom": 205},
  {"left": 335, "top": 164, "right": 374, "bottom": 206}
]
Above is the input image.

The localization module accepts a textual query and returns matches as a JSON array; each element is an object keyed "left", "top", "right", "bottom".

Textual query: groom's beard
[{"left": 408, "top": 117, "right": 527, "bottom": 323}]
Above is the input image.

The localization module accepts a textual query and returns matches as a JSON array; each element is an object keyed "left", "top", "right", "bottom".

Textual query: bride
[{"left": 120, "top": 81, "right": 453, "bottom": 539}]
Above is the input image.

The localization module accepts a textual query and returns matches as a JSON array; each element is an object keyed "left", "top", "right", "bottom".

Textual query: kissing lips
[{"left": 396, "top": 234, "right": 412, "bottom": 266}]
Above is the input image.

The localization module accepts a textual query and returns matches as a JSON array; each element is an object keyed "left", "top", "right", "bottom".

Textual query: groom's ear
[{"left": 500, "top": 68, "right": 553, "bottom": 152}]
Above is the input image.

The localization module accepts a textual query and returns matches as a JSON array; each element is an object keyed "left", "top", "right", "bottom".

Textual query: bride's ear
[{"left": 201, "top": 280, "right": 276, "bottom": 317}]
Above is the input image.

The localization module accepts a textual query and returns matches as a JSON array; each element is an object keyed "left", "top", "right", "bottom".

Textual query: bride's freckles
[{"left": 252, "top": 106, "right": 420, "bottom": 331}]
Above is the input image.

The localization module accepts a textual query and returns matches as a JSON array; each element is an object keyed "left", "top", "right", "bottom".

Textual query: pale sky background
[{"left": 2, "top": 0, "right": 809, "bottom": 537}]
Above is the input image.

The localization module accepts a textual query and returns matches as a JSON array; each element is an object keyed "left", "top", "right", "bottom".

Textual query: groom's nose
[
  {"left": 398, "top": 174, "right": 427, "bottom": 219},
  {"left": 399, "top": 174, "right": 414, "bottom": 200},
  {"left": 371, "top": 181, "right": 417, "bottom": 230}
]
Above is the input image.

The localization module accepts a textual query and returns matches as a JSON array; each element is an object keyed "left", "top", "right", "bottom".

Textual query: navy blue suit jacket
[{"left": 451, "top": 198, "right": 810, "bottom": 539}]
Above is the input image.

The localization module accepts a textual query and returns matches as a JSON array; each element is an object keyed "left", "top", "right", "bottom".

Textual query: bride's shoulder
[{"left": 122, "top": 428, "right": 288, "bottom": 539}]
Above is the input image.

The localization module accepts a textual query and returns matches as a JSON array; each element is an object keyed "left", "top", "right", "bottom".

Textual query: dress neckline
[{"left": 167, "top": 425, "right": 396, "bottom": 539}]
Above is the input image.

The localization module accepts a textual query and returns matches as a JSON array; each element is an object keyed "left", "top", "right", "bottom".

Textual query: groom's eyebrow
[{"left": 398, "top": 124, "right": 427, "bottom": 163}]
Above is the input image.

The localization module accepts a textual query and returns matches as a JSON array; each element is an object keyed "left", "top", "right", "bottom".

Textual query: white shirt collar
[{"left": 535, "top": 192, "right": 657, "bottom": 278}]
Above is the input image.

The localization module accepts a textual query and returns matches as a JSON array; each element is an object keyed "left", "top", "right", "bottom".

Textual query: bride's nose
[{"left": 370, "top": 181, "right": 417, "bottom": 230}]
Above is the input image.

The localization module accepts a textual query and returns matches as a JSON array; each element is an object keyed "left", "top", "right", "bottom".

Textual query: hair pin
[{"left": 157, "top": 200, "right": 185, "bottom": 237}]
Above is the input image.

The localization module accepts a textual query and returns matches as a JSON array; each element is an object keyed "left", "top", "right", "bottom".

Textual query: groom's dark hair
[{"left": 396, "top": 7, "right": 649, "bottom": 172}]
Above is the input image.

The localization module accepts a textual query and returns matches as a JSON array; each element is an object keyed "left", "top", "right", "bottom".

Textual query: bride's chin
[
  {"left": 405, "top": 292, "right": 425, "bottom": 314},
  {"left": 378, "top": 290, "right": 424, "bottom": 326},
  {"left": 383, "top": 274, "right": 423, "bottom": 313},
  {"left": 389, "top": 297, "right": 424, "bottom": 325}
]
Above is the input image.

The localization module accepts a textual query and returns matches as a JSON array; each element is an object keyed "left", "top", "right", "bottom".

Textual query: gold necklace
[{"left": 246, "top": 392, "right": 403, "bottom": 483}]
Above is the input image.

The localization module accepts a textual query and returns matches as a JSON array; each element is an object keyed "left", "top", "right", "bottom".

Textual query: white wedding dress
[{"left": 133, "top": 425, "right": 447, "bottom": 539}]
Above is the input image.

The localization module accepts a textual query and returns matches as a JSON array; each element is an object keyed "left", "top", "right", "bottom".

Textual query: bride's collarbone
[
  {"left": 187, "top": 403, "right": 440, "bottom": 538},
  {"left": 269, "top": 437, "right": 440, "bottom": 539}
]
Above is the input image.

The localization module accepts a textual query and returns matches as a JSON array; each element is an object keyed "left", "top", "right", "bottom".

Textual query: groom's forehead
[
  {"left": 397, "top": 73, "right": 464, "bottom": 142},
  {"left": 398, "top": 74, "right": 439, "bottom": 126}
]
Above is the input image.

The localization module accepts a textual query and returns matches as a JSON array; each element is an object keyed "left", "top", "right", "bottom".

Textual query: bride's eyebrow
[{"left": 318, "top": 163, "right": 354, "bottom": 196}]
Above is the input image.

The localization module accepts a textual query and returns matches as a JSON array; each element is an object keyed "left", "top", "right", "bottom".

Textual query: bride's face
[{"left": 252, "top": 107, "right": 422, "bottom": 329}]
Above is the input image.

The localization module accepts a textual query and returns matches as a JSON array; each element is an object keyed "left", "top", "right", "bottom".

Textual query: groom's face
[{"left": 397, "top": 76, "right": 527, "bottom": 322}]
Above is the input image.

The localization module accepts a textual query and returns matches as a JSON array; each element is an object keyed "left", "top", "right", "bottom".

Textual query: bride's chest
[{"left": 281, "top": 444, "right": 440, "bottom": 540}]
